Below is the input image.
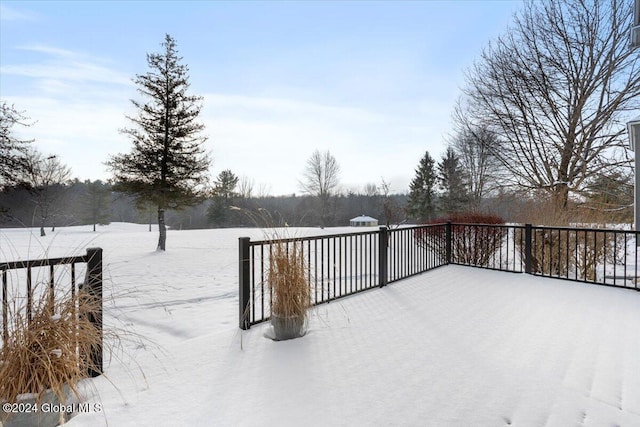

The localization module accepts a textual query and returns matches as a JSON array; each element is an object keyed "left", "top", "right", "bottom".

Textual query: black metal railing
[
  {"left": 526, "top": 225, "right": 638, "bottom": 289},
  {"left": 239, "top": 226, "right": 449, "bottom": 328},
  {"left": 239, "top": 223, "right": 640, "bottom": 329},
  {"left": 388, "top": 224, "right": 448, "bottom": 283},
  {"left": 240, "top": 230, "right": 386, "bottom": 328},
  {"left": 0, "top": 247, "right": 103, "bottom": 377},
  {"left": 447, "top": 223, "right": 526, "bottom": 272}
]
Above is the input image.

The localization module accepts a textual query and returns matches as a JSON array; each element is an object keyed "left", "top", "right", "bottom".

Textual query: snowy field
[{"left": 1, "top": 223, "right": 640, "bottom": 426}]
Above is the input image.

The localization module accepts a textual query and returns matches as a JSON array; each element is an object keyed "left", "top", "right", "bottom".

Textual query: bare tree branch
[{"left": 458, "top": 0, "right": 639, "bottom": 211}]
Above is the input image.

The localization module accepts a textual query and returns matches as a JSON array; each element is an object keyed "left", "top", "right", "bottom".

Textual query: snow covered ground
[{"left": 1, "top": 223, "right": 640, "bottom": 426}]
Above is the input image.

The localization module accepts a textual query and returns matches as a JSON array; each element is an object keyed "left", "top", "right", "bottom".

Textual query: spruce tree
[
  {"left": 107, "top": 34, "right": 210, "bottom": 250},
  {"left": 407, "top": 151, "right": 437, "bottom": 221},
  {"left": 437, "top": 147, "right": 469, "bottom": 215},
  {"left": 207, "top": 170, "right": 239, "bottom": 226},
  {"left": 82, "top": 180, "right": 111, "bottom": 232}
]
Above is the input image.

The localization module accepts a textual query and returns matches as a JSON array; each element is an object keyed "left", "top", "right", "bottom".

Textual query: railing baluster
[
  {"left": 49, "top": 264, "right": 55, "bottom": 312},
  {"left": 261, "top": 244, "right": 265, "bottom": 320},
  {"left": 2, "top": 270, "right": 7, "bottom": 346},
  {"left": 27, "top": 267, "right": 32, "bottom": 323},
  {"left": 251, "top": 245, "right": 256, "bottom": 324},
  {"left": 314, "top": 239, "right": 318, "bottom": 304}
]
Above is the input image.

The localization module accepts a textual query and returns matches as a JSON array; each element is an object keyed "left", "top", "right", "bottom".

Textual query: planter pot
[
  {"left": 1, "top": 386, "right": 72, "bottom": 427},
  {"left": 271, "top": 314, "right": 306, "bottom": 341}
]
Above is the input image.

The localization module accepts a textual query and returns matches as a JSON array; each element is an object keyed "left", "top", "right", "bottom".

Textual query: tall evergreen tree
[
  {"left": 82, "top": 180, "right": 111, "bottom": 232},
  {"left": 584, "top": 171, "right": 633, "bottom": 219},
  {"left": 207, "top": 170, "right": 239, "bottom": 225},
  {"left": 437, "top": 147, "right": 468, "bottom": 215},
  {"left": 213, "top": 170, "right": 239, "bottom": 200},
  {"left": 407, "top": 151, "right": 437, "bottom": 221},
  {"left": 107, "top": 34, "right": 210, "bottom": 250}
]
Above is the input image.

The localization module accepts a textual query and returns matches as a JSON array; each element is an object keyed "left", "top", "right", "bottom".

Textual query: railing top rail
[
  {"left": 447, "top": 223, "right": 524, "bottom": 229},
  {"left": 248, "top": 229, "right": 380, "bottom": 246},
  {"left": 245, "top": 222, "right": 636, "bottom": 247},
  {"left": 0, "top": 255, "right": 89, "bottom": 271},
  {"left": 389, "top": 223, "right": 448, "bottom": 230},
  {"left": 529, "top": 224, "right": 636, "bottom": 234}
]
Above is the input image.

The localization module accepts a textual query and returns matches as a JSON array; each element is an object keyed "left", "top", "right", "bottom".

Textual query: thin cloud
[
  {"left": 2, "top": 62, "right": 131, "bottom": 86},
  {"left": 1, "top": 45, "right": 131, "bottom": 86},
  {"left": 17, "top": 45, "right": 79, "bottom": 58},
  {"left": 0, "top": 5, "right": 38, "bottom": 22}
]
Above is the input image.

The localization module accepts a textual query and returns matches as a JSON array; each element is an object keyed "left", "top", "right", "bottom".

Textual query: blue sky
[{"left": 1, "top": 0, "right": 521, "bottom": 196}]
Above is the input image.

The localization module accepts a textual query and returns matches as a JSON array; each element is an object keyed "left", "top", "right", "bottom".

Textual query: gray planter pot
[
  {"left": 271, "top": 314, "right": 306, "bottom": 341},
  {"left": 1, "top": 386, "right": 71, "bottom": 427}
]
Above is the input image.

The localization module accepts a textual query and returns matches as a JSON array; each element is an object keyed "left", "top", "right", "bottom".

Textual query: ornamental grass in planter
[
  {"left": 0, "top": 285, "right": 102, "bottom": 426},
  {"left": 268, "top": 240, "right": 311, "bottom": 341}
]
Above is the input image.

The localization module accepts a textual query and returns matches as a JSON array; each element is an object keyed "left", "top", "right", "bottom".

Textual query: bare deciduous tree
[
  {"left": 299, "top": 150, "right": 340, "bottom": 227},
  {"left": 449, "top": 112, "right": 503, "bottom": 207},
  {"left": 0, "top": 102, "right": 33, "bottom": 188},
  {"left": 363, "top": 182, "right": 379, "bottom": 198},
  {"left": 380, "top": 178, "right": 404, "bottom": 227},
  {"left": 238, "top": 175, "right": 255, "bottom": 199},
  {"left": 459, "top": 0, "right": 639, "bottom": 214},
  {"left": 22, "top": 150, "right": 72, "bottom": 236}
]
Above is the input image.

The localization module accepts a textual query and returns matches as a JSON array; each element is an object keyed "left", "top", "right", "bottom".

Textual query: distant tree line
[{"left": 0, "top": 178, "right": 408, "bottom": 230}]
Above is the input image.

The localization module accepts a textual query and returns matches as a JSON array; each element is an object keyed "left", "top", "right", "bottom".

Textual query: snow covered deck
[
  {"left": 79, "top": 266, "right": 640, "bottom": 426},
  {"left": 213, "top": 267, "right": 640, "bottom": 426}
]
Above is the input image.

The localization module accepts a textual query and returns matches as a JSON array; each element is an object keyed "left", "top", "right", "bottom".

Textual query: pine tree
[
  {"left": 437, "top": 147, "right": 469, "bottom": 215},
  {"left": 407, "top": 151, "right": 437, "bottom": 221},
  {"left": 213, "top": 170, "right": 239, "bottom": 200},
  {"left": 82, "top": 180, "right": 111, "bottom": 232},
  {"left": 107, "top": 34, "right": 210, "bottom": 250},
  {"left": 207, "top": 170, "right": 239, "bottom": 225}
]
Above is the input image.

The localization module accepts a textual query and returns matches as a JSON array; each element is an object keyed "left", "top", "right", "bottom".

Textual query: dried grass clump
[
  {"left": 268, "top": 240, "right": 310, "bottom": 319},
  {"left": 0, "top": 287, "right": 102, "bottom": 407}
]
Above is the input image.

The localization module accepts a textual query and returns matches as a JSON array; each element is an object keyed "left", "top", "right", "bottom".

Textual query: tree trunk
[
  {"left": 551, "top": 184, "right": 570, "bottom": 225},
  {"left": 40, "top": 226, "right": 46, "bottom": 237},
  {"left": 93, "top": 223, "right": 96, "bottom": 232},
  {"left": 157, "top": 208, "right": 166, "bottom": 251}
]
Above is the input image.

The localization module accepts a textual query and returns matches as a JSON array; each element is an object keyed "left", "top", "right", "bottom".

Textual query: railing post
[
  {"left": 445, "top": 221, "right": 452, "bottom": 264},
  {"left": 239, "top": 237, "right": 251, "bottom": 330},
  {"left": 524, "top": 224, "right": 532, "bottom": 274},
  {"left": 378, "top": 226, "right": 388, "bottom": 287},
  {"left": 85, "top": 247, "right": 103, "bottom": 378}
]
